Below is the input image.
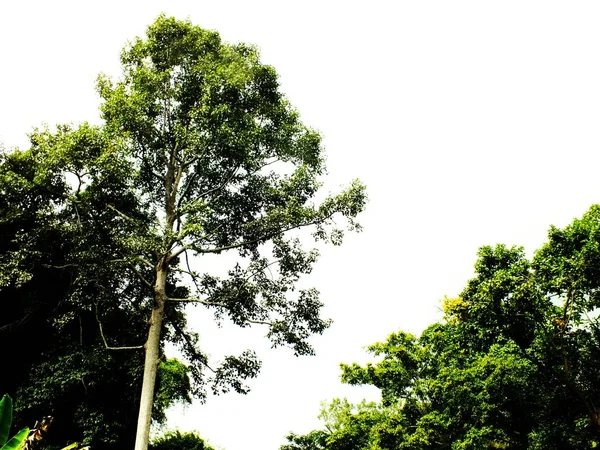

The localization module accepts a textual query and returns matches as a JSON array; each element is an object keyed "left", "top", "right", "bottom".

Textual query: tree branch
[
  {"left": 197, "top": 164, "right": 241, "bottom": 200},
  {"left": 176, "top": 172, "right": 197, "bottom": 211},
  {"left": 95, "top": 304, "right": 144, "bottom": 351},
  {"left": 245, "top": 318, "right": 274, "bottom": 326},
  {"left": 244, "top": 259, "right": 281, "bottom": 281},
  {"left": 168, "top": 245, "right": 189, "bottom": 261},
  {"left": 184, "top": 248, "right": 203, "bottom": 296},
  {"left": 126, "top": 260, "right": 154, "bottom": 290},
  {"left": 192, "top": 217, "right": 328, "bottom": 254},
  {"left": 166, "top": 297, "right": 227, "bottom": 307},
  {"left": 107, "top": 204, "right": 138, "bottom": 223},
  {"left": 248, "top": 157, "right": 282, "bottom": 175}
]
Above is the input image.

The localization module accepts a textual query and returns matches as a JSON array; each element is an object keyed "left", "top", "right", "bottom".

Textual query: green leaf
[
  {"left": 0, "top": 395, "right": 13, "bottom": 446},
  {"left": 1, "top": 428, "right": 28, "bottom": 450}
]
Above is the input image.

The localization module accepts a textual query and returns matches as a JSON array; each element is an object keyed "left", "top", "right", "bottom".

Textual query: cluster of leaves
[
  {"left": 0, "top": 131, "right": 193, "bottom": 449},
  {"left": 283, "top": 205, "right": 600, "bottom": 449},
  {"left": 149, "top": 431, "right": 214, "bottom": 450}
]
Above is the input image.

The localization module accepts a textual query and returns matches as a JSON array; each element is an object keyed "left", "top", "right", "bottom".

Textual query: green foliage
[
  {"left": 0, "top": 395, "right": 13, "bottom": 447},
  {"left": 283, "top": 205, "right": 600, "bottom": 449},
  {"left": 281, "top": 430, "right": 328, "bottom": 450},
  {"left": 0, "top": 395, "right": 28, "bottom": 450},
  {"left": 149, "top": 431, "right": 214, "bottom": 450},
  {"left": 153, "top": 359, "right": 192, "bottom": 423}
]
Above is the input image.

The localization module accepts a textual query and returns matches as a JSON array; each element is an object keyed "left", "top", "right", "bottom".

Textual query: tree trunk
[{"left": 134, "top": 263, "right": 167, "bottom": 450}]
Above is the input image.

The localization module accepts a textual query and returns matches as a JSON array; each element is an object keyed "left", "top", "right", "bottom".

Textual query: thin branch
[
  {"left": 168, "top": 294, "right": 273, "bottom": 327},
  {"left": 126, "top": 260, "right": 154, "bottom": 290},
  {"left": 168, "top": 222, "right": 226, "bottom": 261},
  {"left": 248, "top": 157, "right": 282, "bottom": 175},
  {"left": 176, "top": 172, "right": 197, "bottom": 210},
  {"left": 193, "top": 218, "right": 326, "bottom": 254},
  {"left": 185, "top": 249, "right": 203, "bottom": 295},
  {"left": 245, "top": 319, "right": 274, "bottom": 326},
  {"left": 95, "top": 304, "right": 144, "bottom": 351},
  {"left": 111, "top": 252, "right": 154, "bottom": 289},
  {"left": 197, "top": 164, "right": 241, "bottom": 200},
  {"left": 166, "top": 297, "right": 227, "bottom": 307},
  {"left": 136, "top": 257, "right": 155, "bottom": 269},
  {"left": 107, "top": 204, "right": 138, "bottom": 223},
  {"left": 583, "top": 310, "right": 600, "bottom": 337},
  {"left": 79, "top": 314, "right": 83, "bottom": 347},
  {"left": 151, "top": 169, "right": 166, "bottom": 182},
  {"left": 171, "top": 320, "right": 216, "bottom": 374},
  {"left": 41, "top": 263, "right": 80, "bottom": 269},
  {"left": 180, "top": 133, "right": 215, "bottom": 169},
  {"left": 173, "top": 159, "right": 184, "bottom": 200},
  {"left": 171, "top": 265, "right": 197, "bottom": 278},
  {"left": 244, "top": 259, "right": 281, "bottom": 281},
  {"left": 0, "top": 311, "right": 34, "bottom": 333}
]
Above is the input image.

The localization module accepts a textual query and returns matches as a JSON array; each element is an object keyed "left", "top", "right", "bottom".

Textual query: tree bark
[{"left": 134, "top": 262, "right": 167, "bottom": 450}]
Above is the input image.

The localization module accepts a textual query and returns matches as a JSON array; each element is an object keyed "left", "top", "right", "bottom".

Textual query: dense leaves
[
  {"left": 149, "top": 431, "right": 214, "bottom": 450},
  {"left": 0, "top": 138, "right": 192, "bottom": 449},
  {"left": 283, "top": 206, "right": 600, "bottom": 449}
]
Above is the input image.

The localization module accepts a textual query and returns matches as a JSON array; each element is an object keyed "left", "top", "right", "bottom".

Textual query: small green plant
[{"left": 0, "top": 395, "right": 28, "bottom": 450}]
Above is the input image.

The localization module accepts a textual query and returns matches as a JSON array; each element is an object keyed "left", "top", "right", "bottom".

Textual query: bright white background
[{"left": 2, "top": 2, "right": 600, "bottom": 449}]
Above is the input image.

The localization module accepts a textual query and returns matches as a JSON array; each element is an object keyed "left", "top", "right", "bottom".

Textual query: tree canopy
[{"left": 282, "top": 206, "right": 600, "bottom": 449}]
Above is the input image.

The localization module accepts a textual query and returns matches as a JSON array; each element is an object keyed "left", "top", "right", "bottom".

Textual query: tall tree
[{"left": 5, "top": 15, "right": 366, "bottom": 450}]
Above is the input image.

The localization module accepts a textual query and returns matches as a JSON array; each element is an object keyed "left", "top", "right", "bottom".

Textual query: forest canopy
[{"left": 282, "top": 205, "right": 600, "bottom": 449}]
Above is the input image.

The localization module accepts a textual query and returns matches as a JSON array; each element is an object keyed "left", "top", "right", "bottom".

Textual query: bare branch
[
  {"left": 185, "top": 249, "right": 203, "bottom": 295},
  {"left": 245, "top": 319, "right": 273, "bottom": 326},
  {"left": 96, "top": 304, "right": 144, "bottom": 351}
]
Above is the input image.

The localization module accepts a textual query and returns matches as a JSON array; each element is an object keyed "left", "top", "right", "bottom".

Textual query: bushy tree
[
  {"left": 149, "top": 431, "right": 213, "bottom": 450},
  {"left": 283, "top": 206, "right": 600, "bottom": 449}
]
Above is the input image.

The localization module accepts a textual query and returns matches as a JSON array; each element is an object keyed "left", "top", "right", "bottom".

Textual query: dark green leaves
[{"left": 0, "top": 395, "right": 13, "bottom": 447}]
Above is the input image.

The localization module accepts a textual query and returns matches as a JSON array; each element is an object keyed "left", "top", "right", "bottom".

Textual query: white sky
[{"left": 2, "top": 1, "right": 600, "bottom": 449}]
